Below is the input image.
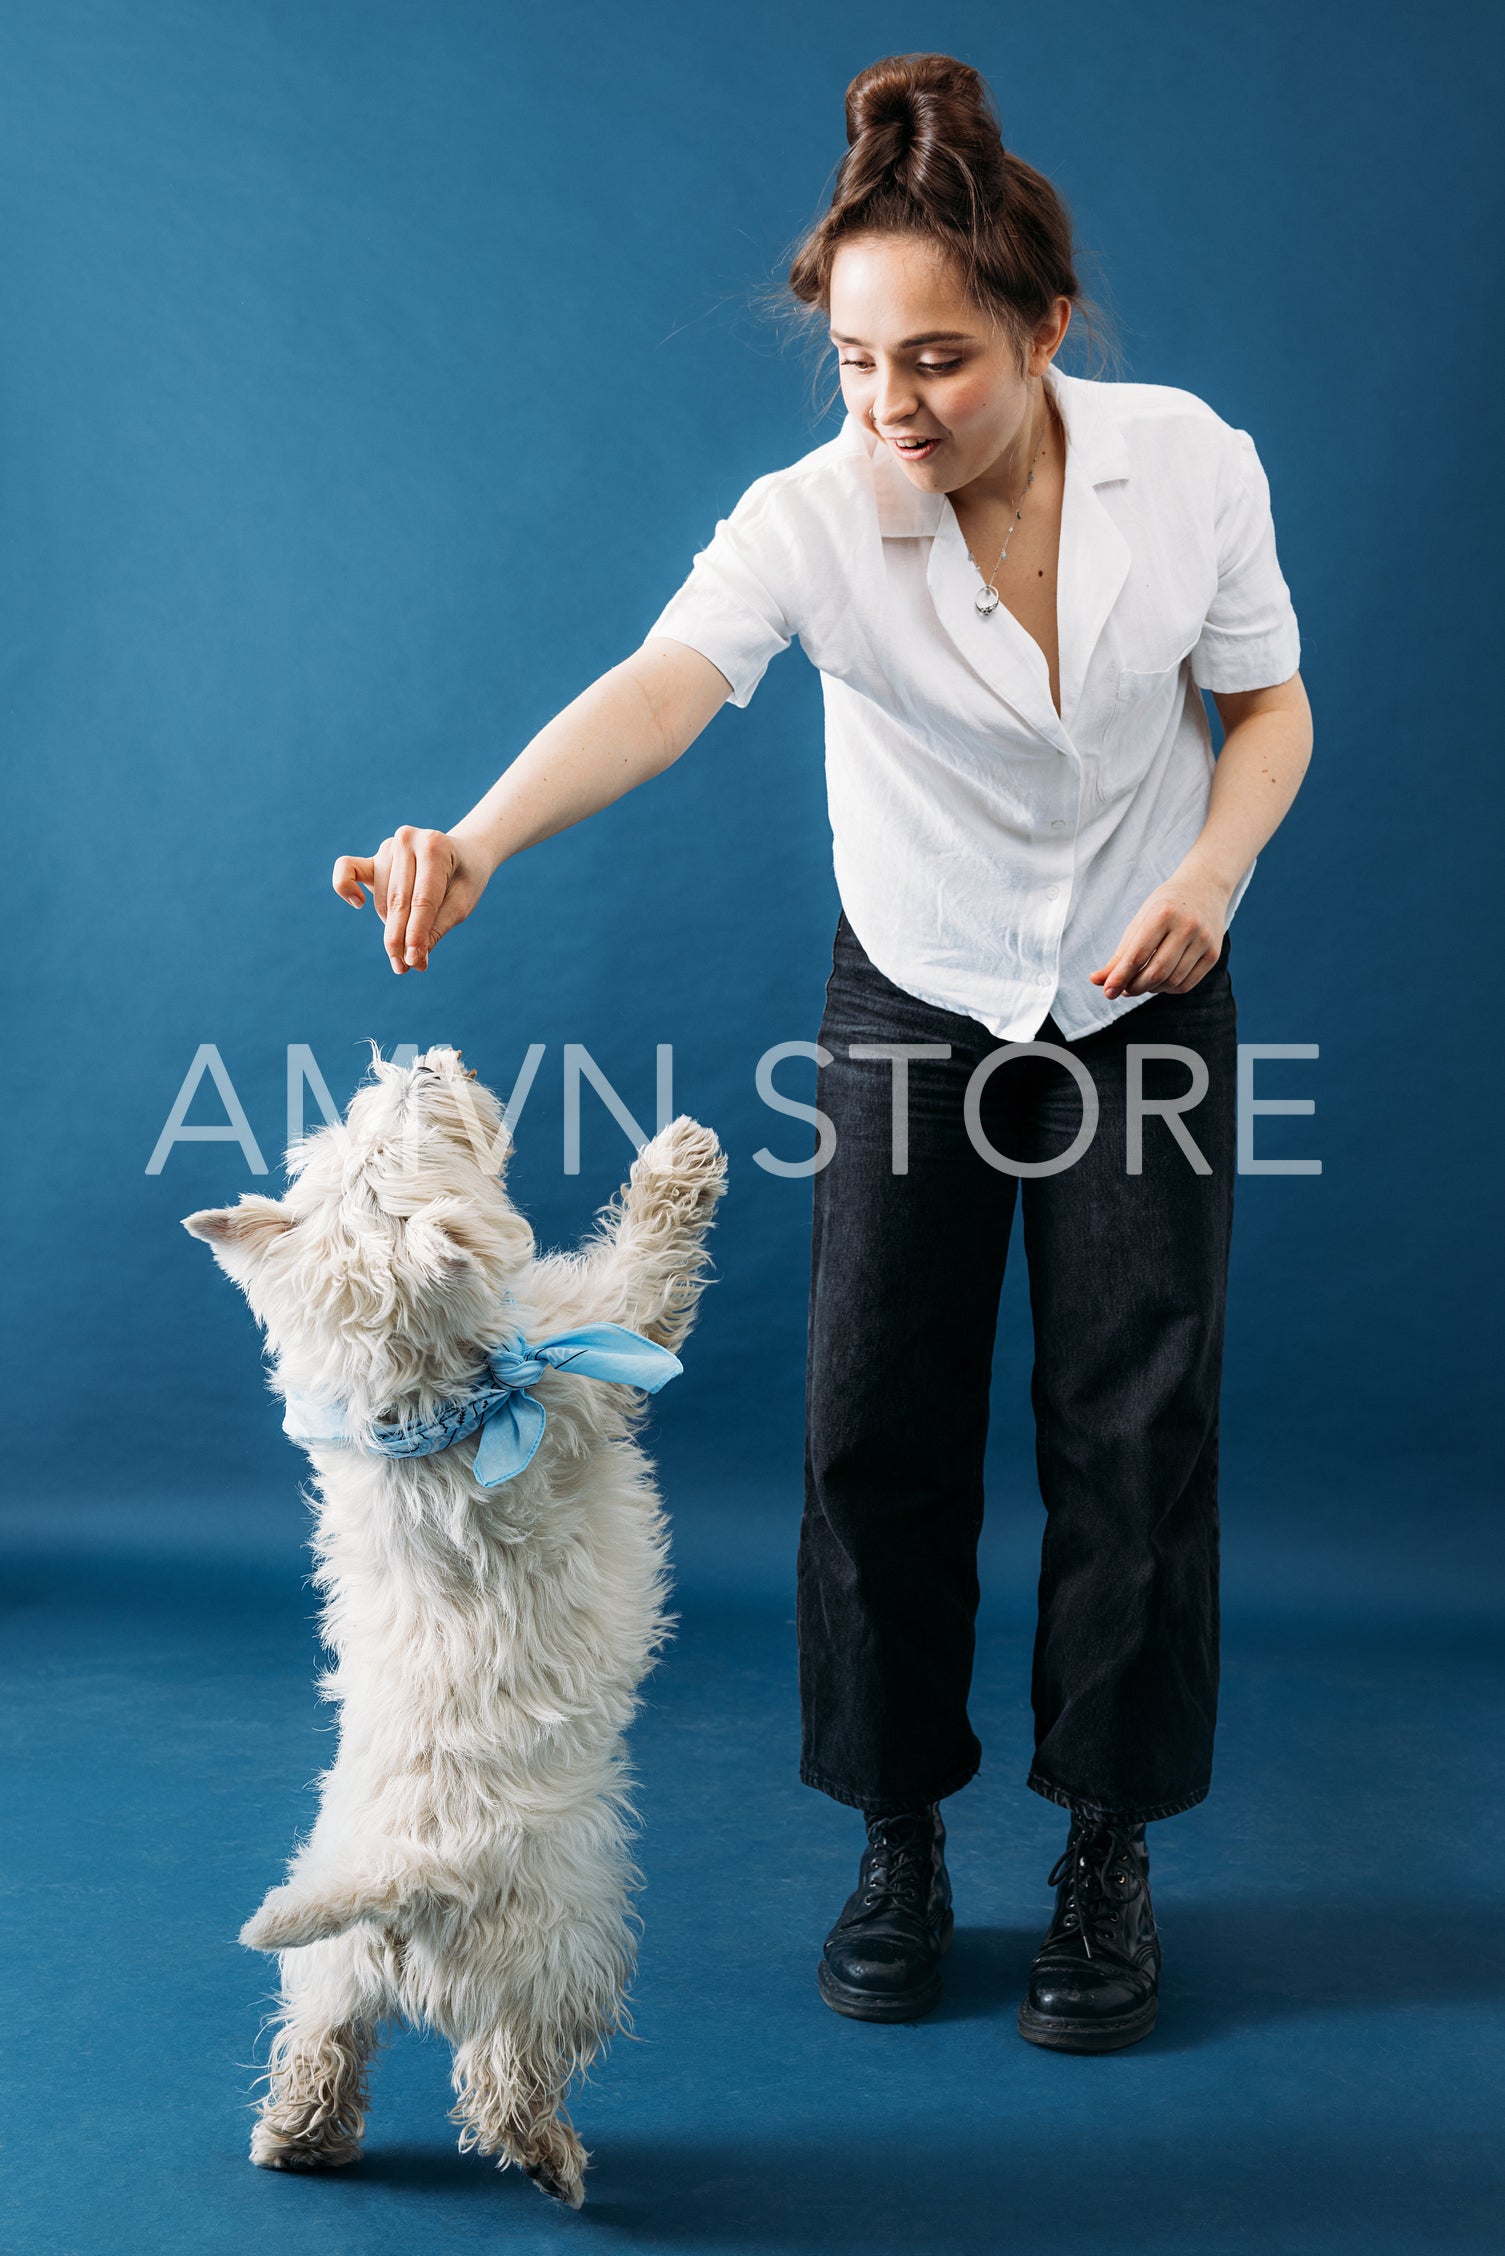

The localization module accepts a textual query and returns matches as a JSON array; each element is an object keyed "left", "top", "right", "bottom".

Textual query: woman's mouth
[{"left": 887, "top": 435, "right": 942, "bottom": 463}]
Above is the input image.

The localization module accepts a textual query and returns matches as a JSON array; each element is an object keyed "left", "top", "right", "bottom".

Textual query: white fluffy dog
[{"left": 182, "top": 1044, "right": 726, "bottom": 2203}]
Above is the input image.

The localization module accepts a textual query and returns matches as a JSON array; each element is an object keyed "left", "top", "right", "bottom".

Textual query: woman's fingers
[
  {"left": 369, "top": 839, "right": 393, "bottom": 921},
  {"left": 332, "top": 853, "right": 375, "bottom": 908},
  {"left": 382, "top": 833, "right": 420, "bottom": 974},
  {"left": 376, "top": 828, "right": 462, "bottom": 973},
  {"left": 1097, "top": 918, "right": 1178, "bottom": 997},
  {"left": 1120, "top": 931, "right": 1178, "bottom": 995},
  {"left": 1105, "top": 924, "right": 1215, "bottom": 997},
  {"left": 1156, "top": 935, "right": 1216, "bottom": 993},
  {"left": 401, "top": 832, "right": 459, "bottom": 970},
  {"left": 1096, "top": 925, "right": 1166, "bottom": 998}
]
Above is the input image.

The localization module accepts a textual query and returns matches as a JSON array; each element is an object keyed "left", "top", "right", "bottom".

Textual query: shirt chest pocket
[{"left": 1091, "top": 657, "right": 1191, "bottom": 811}]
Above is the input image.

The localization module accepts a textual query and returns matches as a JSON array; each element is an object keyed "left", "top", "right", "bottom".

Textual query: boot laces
[
  {"left": 1045, "top": 1819, "right": 1144, "bottom": 1961},
  {"left": 861, "top": 1817, "right": 930, "bottom": 1910}
]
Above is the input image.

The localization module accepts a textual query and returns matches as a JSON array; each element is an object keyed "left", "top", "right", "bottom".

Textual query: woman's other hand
[
  {"left": 1090, "top": 674, "right": 1312, "bottom": 1000},
  {"left": 332, "top": 827, "right": 494, "bottom": 974},
  {"left": 1089, "top": 863, "right": 1231, "bottom": 1000}
]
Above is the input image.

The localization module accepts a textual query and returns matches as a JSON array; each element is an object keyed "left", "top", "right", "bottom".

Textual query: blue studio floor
[{"left": 2, "top": 1465, "right": 1501, "bottom": 2256}]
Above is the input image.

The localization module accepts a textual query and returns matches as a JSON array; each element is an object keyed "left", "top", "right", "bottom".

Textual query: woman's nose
[{"left": 872, "top": 375, "right": 920, "bottom": 428}]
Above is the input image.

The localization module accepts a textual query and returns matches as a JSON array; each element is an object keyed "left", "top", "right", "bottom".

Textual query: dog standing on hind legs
[{"left": 183, "top": 1044, "right": 727, "bottom": 2204}]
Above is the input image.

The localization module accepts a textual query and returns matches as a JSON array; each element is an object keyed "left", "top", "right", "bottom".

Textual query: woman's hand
[
  {"left": 332, "top": 827, "right": 495, "bottom": 974},
  {"left": 1089, "top": 862, "right": 1231, "bottom": 999},
  {"left": 1090, "top": 674, "right": 1312, "bottom": 1000}
]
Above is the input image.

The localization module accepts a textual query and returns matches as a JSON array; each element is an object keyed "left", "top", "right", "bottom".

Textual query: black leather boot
[
  {"left": 818, "top": 1805, "right": 954, "bottom": 2022},
  {"left": 1017, "top": 1812, "right": 1160, "bottom": 2052}
]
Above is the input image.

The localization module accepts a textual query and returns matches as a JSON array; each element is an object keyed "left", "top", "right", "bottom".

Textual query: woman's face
[{"left": 828, "top": 233, "right": 1067, "bottom": 494}]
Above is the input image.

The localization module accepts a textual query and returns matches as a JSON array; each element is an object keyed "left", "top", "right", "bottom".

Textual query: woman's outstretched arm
[{"left": 332, "top": 636, "right": 732, "bottom": 973}]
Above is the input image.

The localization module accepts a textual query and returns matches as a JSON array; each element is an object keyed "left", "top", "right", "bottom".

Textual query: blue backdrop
[
  {"left": 2, "top": 0, "right": 1498, "bottom": 1513},
  {"left": 2, "top": 8, "right": 1502, "bottom": 2255}
]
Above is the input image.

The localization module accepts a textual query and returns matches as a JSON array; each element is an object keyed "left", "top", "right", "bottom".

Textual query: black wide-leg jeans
[{"left": 798, "top": 908, "right": 1238, "bottom": 1826}]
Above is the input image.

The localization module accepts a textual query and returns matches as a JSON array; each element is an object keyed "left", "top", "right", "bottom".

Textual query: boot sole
[
  {"left": 817, "top": 1911, "right": 955, "bottom": 2024},
  {"left": 1015, "top": 1995, "right": 1158, "bottom": 2053}
]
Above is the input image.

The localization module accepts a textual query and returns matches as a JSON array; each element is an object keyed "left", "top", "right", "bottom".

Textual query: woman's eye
[{"left": 837, "top": 357, "right": 963, "bottom": 375}]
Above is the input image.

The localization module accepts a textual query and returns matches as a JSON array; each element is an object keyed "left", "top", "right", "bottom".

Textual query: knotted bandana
[{"left": 281, "top": 1320, "right": 683, "bottom": 1488}]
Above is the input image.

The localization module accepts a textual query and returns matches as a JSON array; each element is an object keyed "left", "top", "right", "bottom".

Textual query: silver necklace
[{"left": 965, "top": 408, "right": 1051, "bottom": 617}]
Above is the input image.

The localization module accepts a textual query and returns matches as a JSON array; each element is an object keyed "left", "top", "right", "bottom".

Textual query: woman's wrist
[
  {"left": 1172, "top": 842, "right": 1242, "bottom": 904},
  {"left": 448, "top": 815, "right": 510, "bottom": 881}
]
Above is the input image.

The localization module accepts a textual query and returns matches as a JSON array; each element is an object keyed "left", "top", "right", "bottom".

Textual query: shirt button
[
  {"left": 1050, "top": 819, "right": 1066, "bottom": 830},
  {"left": 1046, "top": 885, "right": 1060, "bottom": 900},
  {"left": 1036, "top": 972, "right": 1050, "bottom": 987}
]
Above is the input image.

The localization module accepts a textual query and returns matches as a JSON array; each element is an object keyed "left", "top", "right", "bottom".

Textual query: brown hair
[{"left": 784, "top": 53, "right": 1117, "bottom": 381}]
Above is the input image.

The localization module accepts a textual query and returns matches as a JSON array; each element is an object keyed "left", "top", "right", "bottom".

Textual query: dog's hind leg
[
  {"left": 448, "top": 2024, "right": 589, "bottom": 2209},
  {"left": 249, "top": 1928, "right": 391, "bottom": 2173},
  {"left": 440, "top": 1813, "right": 641, "bottom": 2205},
  {"left": 444, "top": 1870, "right": 632, "bottom": 2209}
]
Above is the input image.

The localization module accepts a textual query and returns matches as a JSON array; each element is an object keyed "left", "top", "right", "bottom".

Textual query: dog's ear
[
  {"left": 182, "top": 1195, "right": 294, "bottom": 1275},
  {"left": 406, "top": 1216, "right": 475, "bottom": 1279}
]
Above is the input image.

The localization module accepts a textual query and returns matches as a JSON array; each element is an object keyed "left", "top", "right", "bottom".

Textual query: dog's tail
[{"left": 239, "top": 1867, "right": 455, "bottom": 1952}]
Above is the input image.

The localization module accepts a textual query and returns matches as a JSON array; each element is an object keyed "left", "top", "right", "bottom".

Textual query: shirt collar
[{"left": 841, "top": 359, "right": 1130, "bottom": 536}]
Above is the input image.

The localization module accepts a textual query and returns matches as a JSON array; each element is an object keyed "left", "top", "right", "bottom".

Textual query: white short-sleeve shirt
[{"left": 646, "top": 359, "right": 1301, "bottom": 1041}]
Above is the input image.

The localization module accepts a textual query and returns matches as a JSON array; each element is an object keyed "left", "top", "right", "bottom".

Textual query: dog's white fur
[{"left": 183, "top": 1044, "right": 726, "bottom": 2203}]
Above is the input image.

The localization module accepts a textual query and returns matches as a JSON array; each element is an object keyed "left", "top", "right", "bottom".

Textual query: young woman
[{"left": 333, "top": 53, "right": 1312, "bottom": 2054}]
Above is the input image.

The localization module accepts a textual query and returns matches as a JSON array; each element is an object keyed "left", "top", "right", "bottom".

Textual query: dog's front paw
[
  {"left": 240, "top": 1886, "right": 349, "bottom": 1953},
  {"left": 631, "top": 1116, "right": 727, "bottom": 1216}
]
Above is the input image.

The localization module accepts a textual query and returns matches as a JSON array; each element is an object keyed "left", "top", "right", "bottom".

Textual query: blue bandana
[{"left": 281, "top": 1320, "right": 683, "bottom": 1488}]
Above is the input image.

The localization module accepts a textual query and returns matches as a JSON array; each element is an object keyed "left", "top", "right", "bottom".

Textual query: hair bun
[{"left": 845, "top": 52, "right": 996, "bottom": 151}]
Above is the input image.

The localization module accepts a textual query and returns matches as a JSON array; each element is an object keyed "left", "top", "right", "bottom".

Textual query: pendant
[{"left": 975, "top": 585, "right": 1000, "bottom": 617}]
